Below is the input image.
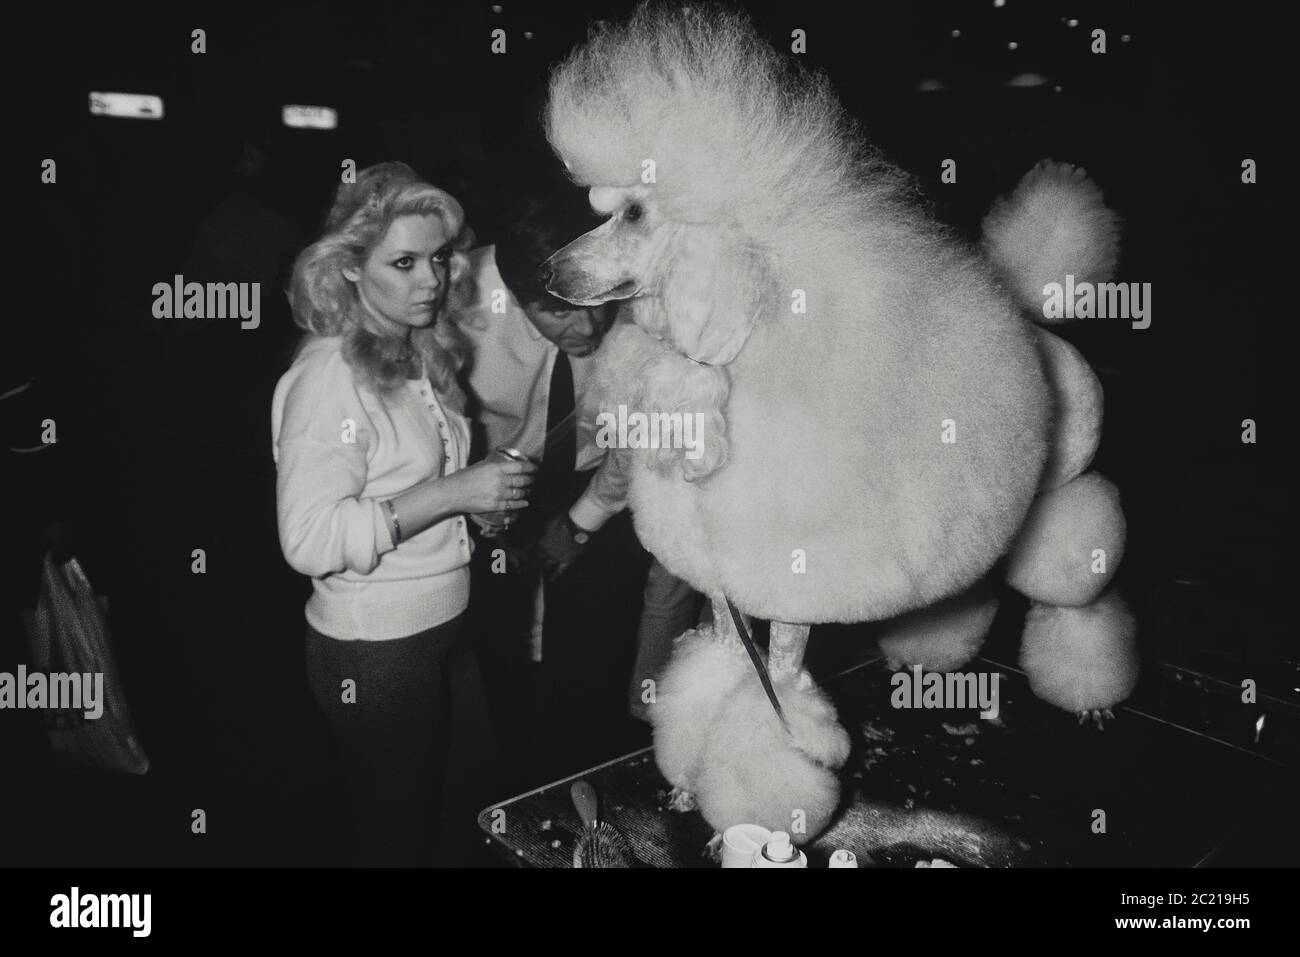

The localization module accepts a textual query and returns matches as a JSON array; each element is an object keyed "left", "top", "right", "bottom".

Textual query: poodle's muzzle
[
  {"left": 543, "top": 212, "right": 766, "bottom": 367},
  {"left": 541, "top": 217, "right": 644, "bottom": 307}
]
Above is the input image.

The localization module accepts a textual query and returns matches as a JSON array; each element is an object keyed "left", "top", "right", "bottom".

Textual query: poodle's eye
[{"left": 624, "top": 203, "right": 644, "bottom": 223}]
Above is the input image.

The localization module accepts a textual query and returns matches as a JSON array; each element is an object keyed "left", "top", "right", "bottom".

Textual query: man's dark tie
[{"left": 533, "top": 348, "right": 576, "bottom": 513}]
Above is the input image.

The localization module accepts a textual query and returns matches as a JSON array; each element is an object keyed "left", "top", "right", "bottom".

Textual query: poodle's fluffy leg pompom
[
  {"left": 877, "top": 580, "right": 1000, "bottom": 673},
  {"left": 649, "top": 625, "right": 751, "bottom": 791},
  {"left": 692, "top": 668, "right": 850, "bottom": 841},
  {"left": 783, "top": 671, "right": 853, "bottom": 770},
  {"left": 1019, "top": 588, "right": 1139, "bottom": 714},
  {"left": 981, "top": 160, "right": 1122, "bottom": 320},
  {"left": 1006, "top": 471, "right": 1125, "bottom": 607}
]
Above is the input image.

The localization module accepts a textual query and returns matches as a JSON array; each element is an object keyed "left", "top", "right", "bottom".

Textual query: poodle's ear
[{"left": 662, "top": 227, "right": 773, "bottom": 366}]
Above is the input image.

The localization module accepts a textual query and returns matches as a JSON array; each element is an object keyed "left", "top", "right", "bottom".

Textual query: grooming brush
[{"left": 570, "top": 780, "right": 636, "bottom": 868}]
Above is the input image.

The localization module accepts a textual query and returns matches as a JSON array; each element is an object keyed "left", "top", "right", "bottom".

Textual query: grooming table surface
[{"left": 477, "top": 657, "right": 1295, "bottom": 867}]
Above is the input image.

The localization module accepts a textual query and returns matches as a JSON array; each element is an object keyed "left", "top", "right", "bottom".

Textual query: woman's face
[{"left": 344, "top": 213, "right": 455, "bottom": 336}]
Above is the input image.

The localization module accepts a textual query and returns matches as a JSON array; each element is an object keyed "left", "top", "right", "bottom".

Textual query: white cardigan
[{"left": 271, "top": 336, "right": 473, "bottom": 640}]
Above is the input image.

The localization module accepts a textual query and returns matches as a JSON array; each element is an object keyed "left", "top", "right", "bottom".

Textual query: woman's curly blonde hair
[{"left": 288, "top": 161, "right": 474, "bottom": 410}]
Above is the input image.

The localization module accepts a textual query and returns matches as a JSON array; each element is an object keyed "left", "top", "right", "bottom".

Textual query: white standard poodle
[{"left": 542, "top": 2, "right": 1137, "bottom": 842}]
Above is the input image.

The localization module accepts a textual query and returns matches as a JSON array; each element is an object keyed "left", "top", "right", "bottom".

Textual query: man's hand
[
  {"left": 536, "top": 513, "right": 591, "bottom": 581},
  {"left": 468, "top": 514, "right": 507, "bottom": 538}
]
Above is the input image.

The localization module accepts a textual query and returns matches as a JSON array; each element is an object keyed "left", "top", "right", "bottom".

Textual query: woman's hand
[
  {"left": 382, "top": 450, "right": 535, "bottom": 546},
  {"left": 446, "top": 454, "right": 536, "bottom": 515}
]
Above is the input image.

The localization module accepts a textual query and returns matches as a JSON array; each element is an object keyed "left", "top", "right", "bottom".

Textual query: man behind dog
[{"left": 455, "top": 191, "right": 652, "bottom": 789}]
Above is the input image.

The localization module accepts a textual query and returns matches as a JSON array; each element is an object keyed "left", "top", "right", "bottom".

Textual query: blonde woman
[{"left": 272, "top": 162, "right": 534, "bottom": 866}]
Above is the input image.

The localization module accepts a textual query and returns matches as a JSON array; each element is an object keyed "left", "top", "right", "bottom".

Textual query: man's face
[{"left": 522, "top": 301, "right": 613, "bottom": 357}]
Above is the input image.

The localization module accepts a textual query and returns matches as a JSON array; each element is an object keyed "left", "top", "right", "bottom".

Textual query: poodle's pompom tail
[
  {"left": 692, "top": 670, "right": 849, "bottom": 841},
  {"left": 649, "top": 627, "right": 751, "bottom": 789},
  {"left": 981, "top": 160, "right": 1121, "bottom": 322}
]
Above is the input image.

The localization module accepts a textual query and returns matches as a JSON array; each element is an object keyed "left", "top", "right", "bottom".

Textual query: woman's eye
[
  {"left": 394, "top": 256, "right": 413, "bottom": 269},
  {"left": 624, "top": 203, "right": 643, "bottom": 223},
  {"left": 433, "top": 248, "right": 452, "bottom": 264}
]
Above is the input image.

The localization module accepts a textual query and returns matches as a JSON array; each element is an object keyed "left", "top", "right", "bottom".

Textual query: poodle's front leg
[
  {"left": 769, "top": 621, "right": 810, "bottom": 680},
  {"left": 710, "top": 594, "right": 749, "bottom": 652}
]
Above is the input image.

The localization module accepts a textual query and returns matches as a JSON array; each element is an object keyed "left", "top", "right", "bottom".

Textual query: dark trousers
[
  {"left": 305, "top": 613, "right": 503, "bottom": 867},
  {"left": 470, "top": 510, "right": 652, "bottom": 792}
]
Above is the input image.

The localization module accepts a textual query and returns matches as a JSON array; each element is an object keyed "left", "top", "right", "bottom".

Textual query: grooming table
[{"left": 476, "top": 656, "right": 1297, "bottom": 867}]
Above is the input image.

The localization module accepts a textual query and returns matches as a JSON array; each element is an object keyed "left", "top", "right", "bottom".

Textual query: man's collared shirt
[{"left": 453, "top": 245, "right": 605, "bottom": 472}]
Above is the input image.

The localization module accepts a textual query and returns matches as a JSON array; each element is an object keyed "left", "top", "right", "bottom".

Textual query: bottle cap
[
  {"left": 829, "top": 849, "right": 858, "bottom": 868},
  {"left": 762, "top": 831, "right": 797, "bottom": 862}
]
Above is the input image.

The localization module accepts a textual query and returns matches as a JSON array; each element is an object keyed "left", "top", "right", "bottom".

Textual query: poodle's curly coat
[{"left": 543, "top": 3, "right": 1137, "bottom": 839}]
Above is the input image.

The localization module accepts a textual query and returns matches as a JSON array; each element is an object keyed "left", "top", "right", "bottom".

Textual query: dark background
[{"left": 5, "top": 0, "right": 1288, "bottom": 866}]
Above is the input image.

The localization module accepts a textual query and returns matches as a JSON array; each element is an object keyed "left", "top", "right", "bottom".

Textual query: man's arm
[
  {"left": 568, "top": 446, "right": 631, "bottom": 533},
  {"left": 536, "top": 448, "right": 632, "bottom": 580}
]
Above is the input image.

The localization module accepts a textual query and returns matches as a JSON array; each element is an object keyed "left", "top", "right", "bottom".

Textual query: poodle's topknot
[{"left": 546, "top": 2, "right": 912, "bottom": 233}]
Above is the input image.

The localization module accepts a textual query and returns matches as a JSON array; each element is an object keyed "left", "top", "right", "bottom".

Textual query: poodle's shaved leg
[
  {"left": 710, "top": 595, "right": 748, "bottom": 652},
  {"left": 769, "top": 621, "right": 811, "bottom": 679}
]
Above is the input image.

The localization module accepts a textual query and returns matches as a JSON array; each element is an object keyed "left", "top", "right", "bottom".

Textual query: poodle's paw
[
  {"left": 1020, "top": 589, "right": 1139, "bottom": 713},
  {"left": 667, "top": 787, "right": 697, "bottom": 813},
  {"left": 704, "top": 831, "right": 724, "bottom": 862},
  {"left": 695, "top": 749, "right": 841, "bottom": 843},
  {"left": 1076, "top": 707, "right": 1117, "bottom": 729}
]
